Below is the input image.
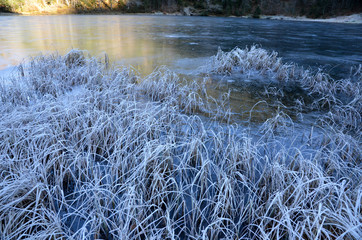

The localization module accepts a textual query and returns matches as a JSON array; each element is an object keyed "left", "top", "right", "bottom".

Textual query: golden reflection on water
[{"left": 0, "top": 15, "right": 179, "bottom": 75}]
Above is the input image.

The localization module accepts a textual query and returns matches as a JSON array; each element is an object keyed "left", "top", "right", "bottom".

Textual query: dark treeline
[{"left": 1, "top": 0, "right": 361, "bottom": 17}]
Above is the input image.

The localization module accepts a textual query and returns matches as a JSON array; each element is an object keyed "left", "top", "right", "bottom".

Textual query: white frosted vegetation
[
  {"left": 209, "top": 46, "right": 297, "bottom": 82},
  {"left": 0, "top": 50, "right": 361, "bottom": 239}
]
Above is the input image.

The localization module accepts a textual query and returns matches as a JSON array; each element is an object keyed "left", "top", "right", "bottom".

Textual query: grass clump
[{"left": 0, "top": 49, "right": 361, "bottom": 239}]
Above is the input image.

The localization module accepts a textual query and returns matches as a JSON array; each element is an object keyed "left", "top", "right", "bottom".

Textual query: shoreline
[
  {"left": 261, "top": 13, "right": 362, "bottom": 24},
  {"left": 0, "top": 11, "right": 362, "bottom": 24},
  {"left": 1, "top": 10, "right": 361, "bottom": 24}
]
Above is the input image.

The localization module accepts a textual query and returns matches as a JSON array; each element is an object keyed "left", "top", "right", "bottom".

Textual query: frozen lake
[{"left": 0, "top": 15, "right": 361, "bottom": 76}]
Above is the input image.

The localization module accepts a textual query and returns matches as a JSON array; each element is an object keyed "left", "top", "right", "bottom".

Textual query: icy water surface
[{"left": 0, "top": 15, "right": 361, "bottom": 75}]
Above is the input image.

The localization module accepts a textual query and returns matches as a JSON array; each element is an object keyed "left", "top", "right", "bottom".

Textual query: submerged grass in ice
[
  {"left": 0, "top": 49, "right": 361, "bottom": 239},
  {"left": 209, "top": 46, "right": 361, "bottom": 134}
]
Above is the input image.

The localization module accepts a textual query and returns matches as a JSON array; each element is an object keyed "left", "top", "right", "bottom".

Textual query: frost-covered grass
[{"left": 0, "top": 49, "right": 361, "bottom": 239}]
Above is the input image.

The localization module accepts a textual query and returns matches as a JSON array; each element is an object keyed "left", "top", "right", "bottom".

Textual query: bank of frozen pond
[{"left": 0, "top": 49, "right": 361, "bottom": 239}]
